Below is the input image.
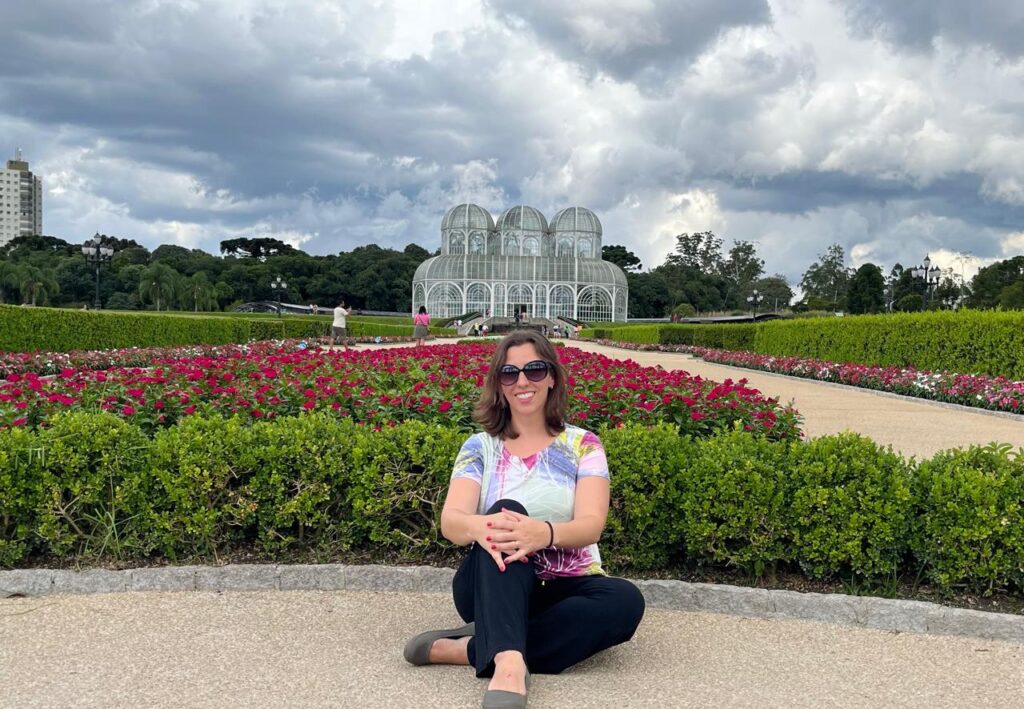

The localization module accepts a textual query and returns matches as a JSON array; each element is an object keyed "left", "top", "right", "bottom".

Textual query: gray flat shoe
[
  {"left": 482, "top": 689, "right": 527, "bottom": 708},
  {"left": 482, "top": 670, "right": 530, "bottom": 708},
  {"left": 403, "top": 622, "right": 475, "bottom": 666}
]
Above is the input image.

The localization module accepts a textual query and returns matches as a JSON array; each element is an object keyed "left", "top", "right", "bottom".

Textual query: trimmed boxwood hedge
[
  {"left": 2, "top": 412, "right": 1023, "bottom": 595},
  {"left": 0, "top": 305, "right": 454, "bottom": 353}
]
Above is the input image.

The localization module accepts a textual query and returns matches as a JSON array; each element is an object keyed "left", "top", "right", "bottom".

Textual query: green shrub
[
  {"left": 660, "top": 324, "right": 758, "bottom": 350},
  {"left": 244, "top": 414, "right": 359, "bottom": 553},
  {"left": 912, "top": 445, "right": 1024, "bottom": 593},
  {"left": 0, "top": 426, "right": 43, "bottom": 565},
  {"left": 34, "top": 412, "right": 154, "bottom": 559},
  {"left": 677, "top": 428, "right": 790, "bottom": 576},
  {"left": 147, "top": 415, "right": 261, "bottom": 557},
  {"left": 599, "top": 423, "right": 692, "bottom": 569},
  {"left": 344, "top": 421, "right": 464, "bottom": 554},
  {"left": 788, "top": 434, "right": 913, "bottom": 580}
]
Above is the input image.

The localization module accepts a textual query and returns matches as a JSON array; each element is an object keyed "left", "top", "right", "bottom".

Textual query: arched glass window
[
  {"left": 487, "top": 233, "right": 501, "bottom": 256},
  {"left": 493, "top": 283, "right": 506, "bottom": 317},
  {"left": 466, "top": 282, "right": 490, "bottom": 315},
  {"left": 614, "top": 290, "right": 627, "bottom": 321},
  {"left": 577, "top": 238, "right": 592, "bottom": 258},
  {"left": 504, "top": 235, "right": 519, "bottom": 256},
  {"left": 449, "top": 234, "right": 465, "bottom": 255},
  {"left": 577, "top": 286, "right": 612, "bottom": 321},
  {"left": 557, "top": 238, "right": 573, "bottom": 258},
  {"left": 550, "top": 285, "right": 574, "bottom": 319},
  {"left": 522, "top": 237, "right": 540, "bottom": 256},
  {"left": 469, "top": 233, "right": 485, "bottom": 254},
  {"left": 535, "top": 284, "right": 548, "bottom": 317},
  {"left": 413, "top": 284, "right": 426, "bottom": 313},
  {"left": 507, "top": 284, "right": 533, "bottom": 318},
  {"left": 427, "top": 283, "right": 464, "bottom": 318}
]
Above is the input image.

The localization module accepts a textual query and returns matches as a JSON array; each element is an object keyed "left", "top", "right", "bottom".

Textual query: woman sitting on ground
[{"left": 403, "top": 331, "right": 645, "bottom": 708}]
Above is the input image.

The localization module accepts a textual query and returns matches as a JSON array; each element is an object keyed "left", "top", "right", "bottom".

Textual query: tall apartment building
[{"left": 0, "top": 149, "right": 43, "bottom": 246}]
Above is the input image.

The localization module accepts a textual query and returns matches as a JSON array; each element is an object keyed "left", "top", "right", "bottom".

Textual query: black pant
[{"left": 452, "top": 499, "right": 646, "bottom": 677}]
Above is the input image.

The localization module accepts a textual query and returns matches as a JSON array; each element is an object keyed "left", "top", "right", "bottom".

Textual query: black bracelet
[{"left": 545, "top": 521, "right": 555, "bottom": 549}]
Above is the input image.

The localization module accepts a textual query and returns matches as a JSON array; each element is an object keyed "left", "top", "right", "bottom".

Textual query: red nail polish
[
  {"left": 521, "top": 558, "right": 528, "bottom": 563},
  {"left": 491, "top": 544, "right": 497, "bottom": 550},
  {"left": 486, "top": 522, "right": 492, "bottom": 527},
  {"left": 486, "top": 536, "right": 492, "bottom": 541}
]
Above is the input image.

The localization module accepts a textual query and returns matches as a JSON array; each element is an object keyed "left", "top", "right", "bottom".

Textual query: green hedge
[
  {"left": 750, "top": 311, "right": 1024, "bottom": 378},
  {"left": 0, "top": 305, "right": 455, "bottom": 352},
  {"left": 584, "top": 311, "right": 1024, "bottom": 378},
  {"left": 3, "top": 413, "right": 1023, "bottom": 595}
]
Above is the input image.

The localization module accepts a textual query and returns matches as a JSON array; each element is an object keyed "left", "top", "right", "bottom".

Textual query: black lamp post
[
  {"left": 270, "top": 275, "right": 288, "bottom": 317},
  {"left": 912, "top": 255, "right": 942, "bottom": 308},
  {"left": 81, "top": 233, "right": 113, "bottom": 310},
  {"left": 746, "top": 289, "right": 763, "bottom": 319}
]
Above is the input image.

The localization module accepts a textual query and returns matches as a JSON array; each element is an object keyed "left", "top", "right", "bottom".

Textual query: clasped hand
[{"left": 477, "top": 508, "right": 546, "bottom": 571}]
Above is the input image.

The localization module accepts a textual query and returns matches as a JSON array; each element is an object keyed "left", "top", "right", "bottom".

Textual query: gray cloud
[
  {"left": 1, "top": 0, "right": 1022, "bottom": 289},
  {"left": 485, "top": 0, "right": 772, "bottom": 84},
  {"left": 843, "top": 0, "right": 1024, "bottom": 55}
]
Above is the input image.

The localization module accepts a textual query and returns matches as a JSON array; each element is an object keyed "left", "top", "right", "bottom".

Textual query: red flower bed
[{"left": 0, "top": 343, "right": 801, "bottom": 440}]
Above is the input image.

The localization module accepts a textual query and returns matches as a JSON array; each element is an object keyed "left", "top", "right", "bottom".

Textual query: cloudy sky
[{"left": 3, "top": 0, "right": 1023, "bottom": 284}]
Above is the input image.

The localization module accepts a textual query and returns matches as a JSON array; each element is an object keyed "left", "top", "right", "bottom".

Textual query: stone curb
[
  {"left": 2, "top": 564, "right": 1022, "bottom": 643},
  {"left": 586, "top": 342, "right": 1024, "bottom": 423}
]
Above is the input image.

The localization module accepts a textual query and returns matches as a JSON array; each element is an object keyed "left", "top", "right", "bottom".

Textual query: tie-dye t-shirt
[{"left": 451, "top": 425, "right": 609, "bottom": 580}]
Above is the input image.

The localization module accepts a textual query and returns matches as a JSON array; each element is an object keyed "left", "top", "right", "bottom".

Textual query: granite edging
[{"left": 2, "top": 564, "right": 1021, "bottom": 644}]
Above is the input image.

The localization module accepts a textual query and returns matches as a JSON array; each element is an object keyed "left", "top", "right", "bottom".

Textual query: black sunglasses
[{"left": 498, "top": 360, "right": 551, "bottom": 386}]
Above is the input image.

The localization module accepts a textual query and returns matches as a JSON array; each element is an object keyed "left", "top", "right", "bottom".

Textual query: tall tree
[
  {"left": 601, "top": 245, "right": 643, "bottom": 272},
  {"left": 139, "top": 262, "right": 178, "bottom": 311},
  {"left": 665, "top": 231, "right": 724, "bottom": 275},
  {"left": 625, "top": 271, "right": 672, "bottom": 317},
  {"left": 846, "top": 263, "right": 886, "bottom": 314},
  {"left": 723, "top": 240, "right": 764, "bottom": 307},
  {"left": 799, "top": 243, "right": 851, "bottom": 310},
  {"left": 750, "top": 275, "right": 794, "bottom": 311},
  {"left": 967, "top": 256, "right": 1024, "bottom": 309},
  {"left": 219, "top": 237, "right": 299, "bottom": 260},
  {"left": 19, "top": 265, "right": 59, "bottom": 306}
]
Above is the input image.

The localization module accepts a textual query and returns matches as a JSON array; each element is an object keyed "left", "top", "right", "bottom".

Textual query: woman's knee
[
  {"left": 486, "top": 498, "right": 529, "bottom": 516},
  {"left": 606, "top": 578, "right": 646, "bottom": 638}
]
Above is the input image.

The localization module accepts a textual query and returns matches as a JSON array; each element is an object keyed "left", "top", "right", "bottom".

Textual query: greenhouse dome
[{"left": 412, "top": 204, "right": 627, "bottom": 321}]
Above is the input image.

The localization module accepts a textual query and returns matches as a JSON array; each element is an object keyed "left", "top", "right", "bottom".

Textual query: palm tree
[
  {"left": 19, "top": 265, "right": 59, "bottom": 306},
  {"left": 189, "top": 271, "right": 216, "bottom": 311},
  {"left": 138, "top": 263, "right": 177, "bottom": 311},
  {"left": 0, "top": 261, "right": 23, "bottom": 304}
]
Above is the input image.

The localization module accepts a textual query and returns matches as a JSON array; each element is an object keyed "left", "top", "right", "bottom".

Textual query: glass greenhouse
[{"left": 412, "top": 204, "right": 628, "bottom": 321}]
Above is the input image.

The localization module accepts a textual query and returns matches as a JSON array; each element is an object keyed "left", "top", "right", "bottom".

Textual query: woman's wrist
[{"left": 545, "top": 520, "right": 555, "bottom": 549}]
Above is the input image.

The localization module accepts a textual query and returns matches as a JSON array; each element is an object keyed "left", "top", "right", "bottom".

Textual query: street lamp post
[
  {"left": 911, "top": 255, "right": 942, "bottom": 309},
  {"left": 81, "top": 233, "right": 114, "bottom": 310},
  {"left": 746, "top": 289, "right": 763, "bottom": 320},
  {"left": 270, "top": 275, "right": 288, "bottom": 317}
]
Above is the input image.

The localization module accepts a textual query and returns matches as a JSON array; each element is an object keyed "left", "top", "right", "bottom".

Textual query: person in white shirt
[{"left": 332, "top": 300, "right": 352, "bottom": 351}]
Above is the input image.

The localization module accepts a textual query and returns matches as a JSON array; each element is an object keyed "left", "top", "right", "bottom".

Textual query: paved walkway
[
  {"left": 2, "top": 590, "right": 1022, "bottom": 708},
  {"left": 4, "top": 339, "right": 1024, "bottom": 707},
  {"left": 562, "top": 340, "right": 1024, "bottom": 459}
]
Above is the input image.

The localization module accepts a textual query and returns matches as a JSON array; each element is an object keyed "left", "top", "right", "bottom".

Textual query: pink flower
[{"left": 122, "top": 405, "right": 136, "bottom": 415}]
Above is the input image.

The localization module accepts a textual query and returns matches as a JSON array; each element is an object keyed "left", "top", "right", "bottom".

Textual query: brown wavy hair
[{"left": 472, "top": 331, "right": 568, "bottom": 439}]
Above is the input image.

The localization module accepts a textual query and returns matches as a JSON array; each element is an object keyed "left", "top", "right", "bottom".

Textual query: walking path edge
[{"left": 2, "top": 563, "right": 1021, "bottom": 643}]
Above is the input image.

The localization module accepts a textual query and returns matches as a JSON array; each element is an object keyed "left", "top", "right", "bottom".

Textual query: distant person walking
[
  {"left": 413, "top": 306, "right": 431, "bottom": 347},
  {"left": 332, "top": 300, "right": 352, "bottom": 351}
]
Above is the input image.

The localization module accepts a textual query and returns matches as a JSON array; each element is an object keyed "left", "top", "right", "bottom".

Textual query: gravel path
[
  {"left": 562, "top": 341, "right": 1024, "bottom": 459},
  {"left": 2, "top": 590, "right": 1022, "bottom": 708}
]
